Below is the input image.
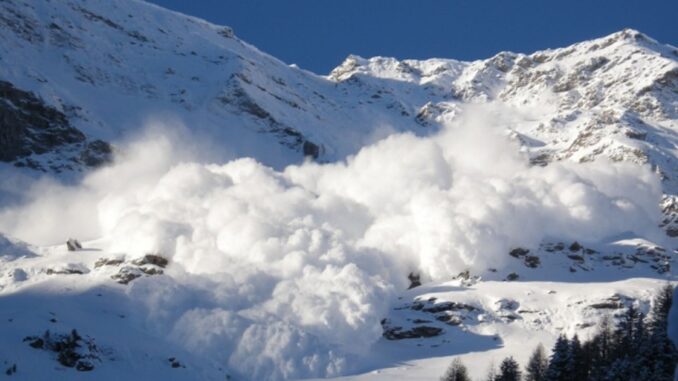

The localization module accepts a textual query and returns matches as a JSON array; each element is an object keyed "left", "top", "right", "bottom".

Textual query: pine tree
[
  {"left": 484, "top": 362, "right": 498, "bottom": 381},
  {"left": 597, "top": 315, "right": 614, "bottom": 364},
  {"left": 586, "top": 315, "right": 615, "bottom": 380},
  {"left": 604, "top": 357, "right": 631, "bottom": 381},
  {"left": 645, "top": 284, "right": 677, "bottom": 381},
  {"left": 440, "top": 358, "right": 471, "bottom": 381},
  {"left": 496, "top": 357, "right": 521, "bottom": 381},
  {"left": 525, "top": 344, "right": 548, "bottom": 381},
  {"left": 613, "top": 304, "right": 638, "bottom": 358},
  {"left": 545, "top": 335, "right": 570, "bottom": 381},
  {"left": 530, "top": 285, "right": 677, "bottom": 381},
  {"left": 568, "top": 334, "right": 588, "bottom": 380}
]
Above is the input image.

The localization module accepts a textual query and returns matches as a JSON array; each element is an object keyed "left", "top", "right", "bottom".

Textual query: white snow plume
[{"left": 0, "top": 104, "right": 665, "bottom": 380}]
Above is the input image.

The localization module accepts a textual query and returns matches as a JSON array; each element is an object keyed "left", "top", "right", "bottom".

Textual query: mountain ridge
[{"left": 0, "top": 1, "right": 676, "bottom": 380}]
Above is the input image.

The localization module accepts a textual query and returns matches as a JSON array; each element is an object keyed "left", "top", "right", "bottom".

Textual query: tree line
[{"left": 441, "top": 284, "right": 677, "bottom": 381}]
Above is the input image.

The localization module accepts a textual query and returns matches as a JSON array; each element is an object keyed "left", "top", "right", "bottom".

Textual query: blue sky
[{"left": 146, "top": 0, "right": 678, "bottom": 75}]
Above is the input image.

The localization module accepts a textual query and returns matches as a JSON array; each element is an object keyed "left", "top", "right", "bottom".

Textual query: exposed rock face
[
  {"left": 0, "top": 80, "right": 84, "bottom": 161},
  {"left": 80, "top": 140, "right": 113, "bottom": 167},
  {"left": 0, "top": 80, "right": 112, "bottom": 170},
  {"left": 382, "top": 324, "right": 443, "bottom": 340},
  {"left": 302, "top": 140, "right": 321, "bottom": 159},
  {"left": 2, "top": 0, "right": 677, "bottom": 190}
]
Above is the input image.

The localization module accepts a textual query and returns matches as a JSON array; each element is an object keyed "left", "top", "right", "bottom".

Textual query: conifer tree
[
  {"left": 544, "top": 335, "right": 570, "bottom": 381},
  {"left": 525, "top": 344, "right": 549, "bottom": 381},
  {"left": 568, "top": 334, "right": 588, "bottom": 380},
  {"left": 645, "top": 284, "right": 677, "bottom": 381},
  {"left": 496, "top": 357, "right": 521, "bottom": 381},
  {"left": 440, "top": 358, "right": 471, "bottom": 381},
  {"left": 484, "top": 363, "right": 498, "bottom": 381}
]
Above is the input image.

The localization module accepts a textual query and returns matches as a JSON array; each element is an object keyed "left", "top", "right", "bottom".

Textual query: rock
[
  {"left": 495, "top": 298, "right": 520, "bottom": 311},
  {"left": 111, "top": 266, "right": 142, "bottom": 284},
  {"left": 75, "top": 361, "right": 94, "bottom": 372},
  {"left": 454, "top": 270, "right": 471, "bottom": 280},
  {"left": 10, "top": 268, "right": 28, "bottom": 282},
  {"left": 569, "top": 241, "right": 582, "bottom": 252},
  {"left": 383, "top": 326, "right": 443, "bottom": 340},
  {"left": 168, "top": 357, "right": 184, "bottom": 368},
  {"left": 422, "top": 301, "right": 476, "bottom": 313},
  {"left": 436, "top": 314, "right": 463, "bottom": 326},
  {"left": 588, "top": 301, "right": 624, "bottom": 309},
  {"left": 25, "top": 329, "right": 99, "bottom": 371},
  {"left": 505, "top": 272, "right": 519, "bottom": 281},
  {"left": 139, "top": 266, "right": 163, "bottom": 276},
  {"left": 509, "top": 248, "right": 529, "bottom": 258},
  {"left": 524, "top": 255, "right": 541, "bottom": 268},
  {"left": 567, "top": 254, "right": 584, "bottom": 262},
  {"left": 131, "top": 254, "right": 168, "bottom": 268},
  {"left": 79, "top": 140, "right": 113, "bottom": 167},
  {"left": 25, "top": 337, "right": 44, "bottom": 349},
  {"left": 0, "top": 81, "right": 85, "bottom": 164},
  {"left": 4, "top": 364, "right": 16, "bottom": 375},
  {"left": 46, "top": 263, "right": 88, "bottom": 275},
  {"left": 218, "top": 26, "right": 234, "bottom": 38},
  {"left": 500, "top": 314, "right": 520, "bottom": 322},
  {"left": 588, "top": 295, "right": 629, "bottom": 310},
  {"left": 66, "top": 238, "right": 82, "bottom": 251},
  {"left": 94, "top": 257, "right": 124, "bottom": 268},
  {"left": 302, "top": 140, "right": 320, "bottom": 159},
  {"left": 407, "top": 272, "right": 421, "bottom": 289}
]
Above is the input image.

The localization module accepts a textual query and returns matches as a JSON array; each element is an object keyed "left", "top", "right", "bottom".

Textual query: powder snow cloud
[{"left": 0, "top": 103, "right": 664, "bottom": 380}]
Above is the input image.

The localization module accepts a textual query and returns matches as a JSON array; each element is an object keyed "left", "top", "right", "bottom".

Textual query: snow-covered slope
[
  {"left": 1, "top": 2, "right": 677, "bottom": 186},
  {"left": 0, "top": 0, "right": 437, "bottom": 173},
  {"left": 0, "top": 0, "right": 677, "bottom": 380},
  {"left": 2, "top": 0, "right": 678, "bottom": 234}
]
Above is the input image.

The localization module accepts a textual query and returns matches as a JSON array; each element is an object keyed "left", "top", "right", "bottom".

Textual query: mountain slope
[
  {"left": 2, "top": 0, "right": 677, "bottom": 235},
  {"left": 2, "top": 2, "right": 677, "bottom": 186},
  {"left": 0, "top": 1, "right": 677, "bottom": 381}
]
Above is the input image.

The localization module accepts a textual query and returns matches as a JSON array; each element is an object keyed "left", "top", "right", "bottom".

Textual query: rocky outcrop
[
  {"left": 24, "top": 329, "right": 100, "bottom": 372},
  {"left": 382, "top": 323, "right": 443, "bottom": 340},
  {"left": 0, "top": 81, "right": 112, "bottom": 170},
  {"left": 95, "top": 254, "right": 169, "bottom": 285},
  {"left": 0, "top": 81, "right": 84, "bottom": 161}
]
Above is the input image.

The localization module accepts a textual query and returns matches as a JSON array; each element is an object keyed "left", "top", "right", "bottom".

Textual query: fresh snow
[{"left": 0, "top": 0, "right": 676, "bottom": 380}]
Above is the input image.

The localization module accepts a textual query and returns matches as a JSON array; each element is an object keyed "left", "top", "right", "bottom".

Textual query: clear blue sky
[{"left": 146, "top": 0, "right": 678, "bottom": 75}]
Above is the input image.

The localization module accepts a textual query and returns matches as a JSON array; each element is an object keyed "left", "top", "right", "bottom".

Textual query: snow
[
  {"left": 0, "top": 0, "right": 676, "bottom": 380},
  {"left": 0, "top": 111, "right": 675, "bottom": 380}
]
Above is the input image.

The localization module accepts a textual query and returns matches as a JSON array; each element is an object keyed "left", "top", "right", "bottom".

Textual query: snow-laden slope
[
  {"left": 0, "top": 114, "right": 675, "bottom": 380},
  {"left": 0, "top": 237, "right": 673, "bottom": 381},
  {"left": 0, "top": 0, "right": 677, "bottom": 380},
  {"left": 1, "top": 1, "right": 677, "bottom": 190},
  {"left": 0, "top": 0, "right": 437, "bottom": 173},
  {"left": 2, "top": 0, "right": 677, "bottom": 235}
]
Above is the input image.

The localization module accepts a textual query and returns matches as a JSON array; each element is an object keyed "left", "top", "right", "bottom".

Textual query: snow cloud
[{"left": 0, "top": 103, "right": 664, "bottom": 380}]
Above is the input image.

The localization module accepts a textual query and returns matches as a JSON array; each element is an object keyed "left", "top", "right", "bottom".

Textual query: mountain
[
  {"left": 2, "top": 0, "right": 678, "bottom": 233},
  {"left": 0, "top": 0, "right": 676, "bottom": 380}
]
